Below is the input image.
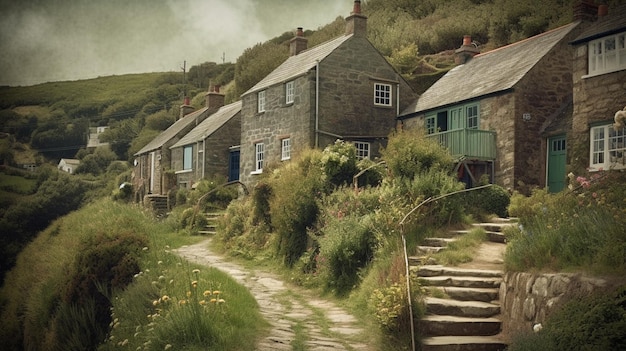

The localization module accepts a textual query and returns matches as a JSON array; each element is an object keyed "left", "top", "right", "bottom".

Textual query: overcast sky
[{"left": 0, "top": 0, "right": 348, "bottom": 87}]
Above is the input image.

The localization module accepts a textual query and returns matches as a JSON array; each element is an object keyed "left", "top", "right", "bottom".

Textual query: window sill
[
  {"left": 582, "top": 67, "right": 626, "bottom": 79},
  {"left": 175, "top": 169, "right": 193, "bottom": 174},
  {"left": 250, "top": 170, "right": 263, "bottom": 175}
]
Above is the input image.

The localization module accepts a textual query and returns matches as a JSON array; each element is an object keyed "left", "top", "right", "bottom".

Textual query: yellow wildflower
[
  {"left": 199, "top": 300, "right": 206, "bottom": 305},
  {"left": 213, "top": 290, "right": 221, "bottom": 295},
  {"left": 161, "top": 295, "right": 170, "bottom": 302},
  {"left": 192, "top": 269, "right": 200, "bottom": 274},
  {"left": 210, "top": 298, "right": 217, "bottom": 303},
  {"left": 203, "top": 290, "right": 211, "bottom": 297}
]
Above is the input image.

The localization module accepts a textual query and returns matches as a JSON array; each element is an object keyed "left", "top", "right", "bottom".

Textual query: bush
[
  {"left": 320, "top": 140, "right": 359, "bottom": 187},
  {"left": 270, "top": 152, "right": 325, "bottom": 267},
  {"left": 507, "top": 287, "right": 626, "bottom": 351},
  {"left": 464, "top": 184, "right": 510, "bottom": 219},
  {"left": 317, "top": 214, "right": 377, "bottom": 295},
  {"left": 382, "top": 129, "right": 453, "bottom": 180}
]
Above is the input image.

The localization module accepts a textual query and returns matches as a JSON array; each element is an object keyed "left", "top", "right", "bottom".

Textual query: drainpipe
[
  {"left": 315, "top": 59, "right": 320, "bottom": 148},
  {"left": 396, "top": 82, "right": 400, "bottom": 117},
  {"left": 202, "top": 138, "right": 206, "bottom": 178}
]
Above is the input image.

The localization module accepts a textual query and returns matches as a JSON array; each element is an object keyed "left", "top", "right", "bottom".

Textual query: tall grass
[{"left": 0, "top": 199, "right": 266, "bottom": 351}]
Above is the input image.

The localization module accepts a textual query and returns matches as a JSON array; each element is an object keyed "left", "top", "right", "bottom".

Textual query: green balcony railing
[{"left": 426, "top": 129, "right": 496, "bottom": 160}]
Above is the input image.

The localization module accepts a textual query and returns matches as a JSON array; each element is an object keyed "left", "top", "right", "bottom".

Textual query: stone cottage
[
  {"left": 58, "top": 158, "right": 80, "bottom": 174},
  {"left": 132, "top": 87, "right": 224, "bottom": 200},
  {"left": 569, "top": 3, "right": 626, "bottom": 174},
  {"left": 169, "top": 93, "right": 242, "bottom": 189},
  {"left": 238, "top": 0, "right": 417, "bottom": 187},
  {"left": 398, "top": 21, "right": 584, "bottom": 193}
]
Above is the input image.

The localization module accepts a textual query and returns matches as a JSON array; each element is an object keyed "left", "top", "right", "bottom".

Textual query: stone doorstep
[
  {"left": 425, "top": 297, "right": 501, "bottom": 318},
  {"left": 421, "top": 335, "right": 507, "bottom": 351},
  {"left": 197, "top": 230, "right": 216, "bottom": 235},
  {"left": 423, "top": 237, "right": 457, "bottom": 247},
  {"left": 428, "top": 286, "right": 499, "bottom": 302},
  {"left": 420, "top": 275, "right": 502, "bottom": 289},
  {"left": 420, "top": 315, "right": 502, "bottom": 336},
  {"left": 416, "top": 265, "right": 503, "bottom": 278}
]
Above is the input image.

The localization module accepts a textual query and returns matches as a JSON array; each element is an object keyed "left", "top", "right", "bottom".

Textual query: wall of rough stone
[{"left": 500, "top": 271, "right": 610, "bottom": 336}]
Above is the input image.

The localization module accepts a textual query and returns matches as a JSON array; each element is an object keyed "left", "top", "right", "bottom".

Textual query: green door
[
  {"left": 448, "top": 107, "right": 465, "bottom": 130},
  {"left": 547, "top": 135, "right": 567, "bottom": 193}
]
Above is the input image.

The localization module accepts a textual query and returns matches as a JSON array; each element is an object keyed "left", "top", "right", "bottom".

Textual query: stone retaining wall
[{"left": 500, "top": 272, "right": 610, "bottom": 336}]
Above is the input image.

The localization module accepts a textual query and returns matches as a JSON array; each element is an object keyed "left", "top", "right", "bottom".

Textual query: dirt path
[
  {"left": 175, "top": 239, "right": 375, "bottom": 351},
  {"left": 457, "top": 241, "right": 507, "bottom": 271}
]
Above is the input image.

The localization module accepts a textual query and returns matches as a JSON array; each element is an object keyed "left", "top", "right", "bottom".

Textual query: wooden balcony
[{"left": 426, "top": 129, "right": 496, "bottom": 160}]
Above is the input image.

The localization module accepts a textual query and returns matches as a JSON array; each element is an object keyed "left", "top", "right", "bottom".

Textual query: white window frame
[
  {"left": 285, "top": 81, "right": 295, "bottom": 104},
  {"left": 374, "top": 83, "right": 392, "bottom": 106},
  {"left": 589, "top": 124, "right": 626, "bottom": 171},
  {"left": 183, "top": 145, "right": 193, "bottom": 170},
  {"left": 354, "top": 141, "right": 370, "bottom": 160},
  {"left": 588, "top": 32, "right": 626, "bottom": 77},
  {"left": 254, "top": 142, "right": 264, "bottom": 173},
  {"left": 258, "top": 90, "right": 266, "bottom": 113},
  {"left": 281, "top": 138, "right": 291, "bottom": 161}
]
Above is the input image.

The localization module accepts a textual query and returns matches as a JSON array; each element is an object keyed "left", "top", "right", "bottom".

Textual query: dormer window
[
  {"left": 588, "top": 32, "right": 626, "bottom": 76},
  {"left": 258, "top": 90, "right": 266, "bottom": 113},
  {"left": 374, "top": 83, "right": 392, "bottom": 106}
]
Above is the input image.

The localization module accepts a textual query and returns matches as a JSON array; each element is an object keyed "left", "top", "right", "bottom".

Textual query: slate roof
[
  {"left": 400, "top": 22, "right": 580, "bottom": 117},
  {"left": 59, "top": 158, "right": 80, "bottom": 166},
  {"left": 243, "top": 34, "right": 353, "bottom": 95},
  {"left": 571, "top": 4, "right": 626, "bottom": 44},
  {"left": 135, "top": 107, "right": 209, "bottom": 155},
  {"left": 170, "top": 101, "right": 242, "bottom": 149}
]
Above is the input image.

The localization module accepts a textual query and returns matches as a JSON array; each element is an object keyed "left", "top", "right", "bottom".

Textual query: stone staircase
[
  {"left": 197, "top": 212, "right": 222, "bottom": 235},
  {"left": 410, "top": 218, "right": 516, "bottom": 351}
]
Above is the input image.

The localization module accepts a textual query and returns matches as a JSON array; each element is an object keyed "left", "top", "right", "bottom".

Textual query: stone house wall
[
  {"left": 240, "top": 74, "right": 314, "bottom": 186},
  {"left": 240, "top": 36, "right": 416, "bottom": 186},
  {"left": 570, "top": 41, "right": 626, "bottom": 173}
]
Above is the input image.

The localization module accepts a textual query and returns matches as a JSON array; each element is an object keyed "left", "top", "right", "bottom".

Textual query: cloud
[{"left": 0, "top": 0, "right": 349, "bottom": 86}]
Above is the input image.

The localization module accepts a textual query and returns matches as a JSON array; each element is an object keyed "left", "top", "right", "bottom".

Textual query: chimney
[
  {"left": 289, "top": 27, "right": 308, "bottom": 56},
  {"left": 455, "top": 35, "right": 480, "bottom": 65},
  {"left": 345, "top": 0, "right": 367, "bottom": 37},
  {"left": 573, "top": 0, "right": 598, "bottom": 21},
  {"left": 205, "top": 84, "right": 225, "bottom": 112},
  {"left": 179, "top": 96, "right": 194, "bottom": 119},
  {"left": 597, "top": 4, "right": 608, "bottom": 18}
]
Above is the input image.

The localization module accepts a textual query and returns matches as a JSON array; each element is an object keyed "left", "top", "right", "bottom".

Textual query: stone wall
[{"left": 500, "top": 271, "right": 610, "bottom": 336}]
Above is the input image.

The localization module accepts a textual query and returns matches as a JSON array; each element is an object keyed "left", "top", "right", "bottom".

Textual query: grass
[
  {"left": 0, "top": 172, "right": 37, "bottom": 194},
  {"left": 0, "top": 199, "right": 267, "bottom": 351},
  {"left": 430, "top": 227, "right": 488, "bottom": 266}
]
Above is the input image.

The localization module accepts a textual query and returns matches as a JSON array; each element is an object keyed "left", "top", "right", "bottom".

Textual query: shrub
[
  {"left": 270, "top": 153, "right": 325, "bottom": 267},
  {"left": 507, "top": 287, "right": 626, "bottom": 351},
  {"left": 382, "top": 129, "right": 453, "bottom": 180},
  {"left": 320, "top": 140, "right": 359, "bottom": 187},
  {"left": 317, "top": 214, "right": 377, "bottom": 295},
  {"left": 464, "top": 184, "right": 510, "bottom": 219}
]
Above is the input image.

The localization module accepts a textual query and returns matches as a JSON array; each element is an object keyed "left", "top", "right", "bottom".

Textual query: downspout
[
  {"left": 396, "top": 82, "right": 400, "bottom": 117},
  {"left": 315, "top": 59, "right": 320, "bottom": 148},
  {"left": 202, "top": 138, "right": 206, "bottom": 178}
]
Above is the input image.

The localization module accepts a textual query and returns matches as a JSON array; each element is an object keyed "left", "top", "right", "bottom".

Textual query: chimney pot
[
  {"left": 289, "top": 27, "right": 308, "bottom": 56},
  {"left": 463, "top": 35, "right": 472, "bottom": 46},
  {"left": 598, "top": 4, "right": 608, "bottom": 17},
  {"left": 214, "top": 84, "right": 220, "bottom": 93},
  {"left": 184, "top": 96, "right": 190, "bottom": 106},
  {"left": 296, "top": 27, "right": 303, "bottom": 37},
  {"left": 352, "top": 0, "right": 361, "bottom": 15}
]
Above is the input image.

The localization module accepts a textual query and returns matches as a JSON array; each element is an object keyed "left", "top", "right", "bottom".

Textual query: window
[
  {"left": 466, "top": 105, "right": 479, "bottom": 129},
  {"left": 589, "top": 124, "right": 626, "bottom": 171},
  {"left": 588, "top": 32, "right": 626, "bottom": 76},
  {"left": 354, "top": 142, "right": 370, "bottom": 160},
  {"left": 374, "top": 83, "right": 392, "bottom": 106},
  {"left": 254, "top": 142, "right": 264, "bottom": 172},
  {"left": 285, "top": 81, "right": 295, "bottom": 104},
  {"left": 183, "top": 145, "right": 193, "bottom": 170},
  {"left": 258, "top": 90, "right": 266, "bottom": 113},
  {"left": 424, "top": 103, "right": 478, "bottom": 133},
  {"left": 281, "top": 138, "right": 291, "bottom": 160}
]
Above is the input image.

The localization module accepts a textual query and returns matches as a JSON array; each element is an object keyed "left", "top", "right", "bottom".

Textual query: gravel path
[{"left": 175, "top": 239, "right": 375, "bottom": 351}]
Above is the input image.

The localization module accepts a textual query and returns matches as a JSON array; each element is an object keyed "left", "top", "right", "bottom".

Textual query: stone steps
[
  {"left": 424, "top": 297, "right": 500, "bottom": 318},
  {"left": 414, "top": 219, "right": 512, "bottom": 351},
  {"left": 420, "top": 275, "right": 502, "bottom": 289},
  {"left": 421, "top": 336, "right": 507, "bottom": 351},
  {"left": 420, "top": 315, "right": 502, "bottom": 336},
  {"left": 426, "top": 286, "right": 499, "bottom": 302},
  {"left": 198, "top": 212, "right": 223, "bottom": 235}
]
